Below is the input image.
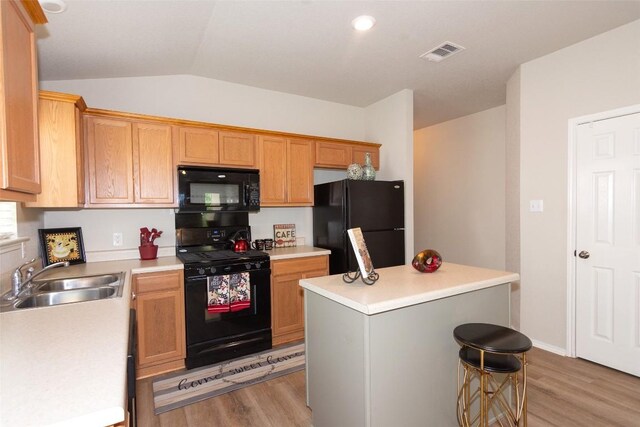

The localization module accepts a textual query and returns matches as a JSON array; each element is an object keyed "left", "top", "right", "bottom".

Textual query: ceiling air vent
[{"left": 419, "top": 41, "right": 465, "bottom": 62}]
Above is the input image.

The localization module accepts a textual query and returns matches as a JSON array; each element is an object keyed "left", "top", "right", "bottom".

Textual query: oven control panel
[{"left": 184, "top": 260, "right": 269, "bottom": 281}]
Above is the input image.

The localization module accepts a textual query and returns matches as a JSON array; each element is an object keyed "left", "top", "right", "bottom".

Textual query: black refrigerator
[{"left": 313, "top": 180, "right": 405, "bottom": 275}]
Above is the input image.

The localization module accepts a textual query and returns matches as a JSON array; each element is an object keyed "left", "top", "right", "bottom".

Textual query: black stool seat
[
  {"left": 459, "top": 346, "right": 521, "bottom": 373},
  {"left": 454, "top": 323, "right": 532, "bottom": 354}
]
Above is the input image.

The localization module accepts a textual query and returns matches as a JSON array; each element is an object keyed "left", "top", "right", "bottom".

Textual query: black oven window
[{"left": 190, "top": 183, "right": 239, "bottom": 205}]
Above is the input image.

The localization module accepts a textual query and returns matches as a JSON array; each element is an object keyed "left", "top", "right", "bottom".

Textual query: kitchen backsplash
[{"left": 43, "top": 206, "right": 314, "bottom": 262}]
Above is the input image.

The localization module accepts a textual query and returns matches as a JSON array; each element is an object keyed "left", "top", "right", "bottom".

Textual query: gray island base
[{"left": 300, "top": 262, "right": 519, "bottom": 427}]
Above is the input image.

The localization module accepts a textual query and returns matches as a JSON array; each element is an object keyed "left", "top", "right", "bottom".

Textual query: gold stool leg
[
  {"left": 522, "top": 352, "right": 528, "bottom": 427},
  {"left": 480, "top": 350, "right": 486, "bottom": 427}
]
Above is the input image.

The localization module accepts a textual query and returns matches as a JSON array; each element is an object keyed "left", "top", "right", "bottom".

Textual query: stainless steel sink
[
  {"left": 34, "top": 274, "right": 121, "bottom": 292},
  {"left": 0, "top": 272, "right": 125, "bottom": 312},
  {"left": 15, "top": 287, "right": 117, "bottom": 309}
]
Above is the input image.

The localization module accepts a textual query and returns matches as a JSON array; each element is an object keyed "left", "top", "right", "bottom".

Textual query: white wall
[
  {"left": 413, "top": 106, "right": 506, "bottom": 271},
  {"left": 364, "top": 89, "right": 415, "bottom": 262},
  {"left": 40, "top": 75, "right": 368, "bottom": 258},
  {"left": 0, "top": 204, "right": 43, "bottom": 293},
  {"left": 517, "top": 20, "right": 640, "bottom": 351}
]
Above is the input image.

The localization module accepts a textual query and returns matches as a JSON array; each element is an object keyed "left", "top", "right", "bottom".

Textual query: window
[{"left": 0, "top": 202, "right": 17, "bottom": 239}]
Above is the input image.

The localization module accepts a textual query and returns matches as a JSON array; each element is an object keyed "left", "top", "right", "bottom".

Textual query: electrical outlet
[{"left": 113, "top": 232, "right": 123, "bottom": 247}]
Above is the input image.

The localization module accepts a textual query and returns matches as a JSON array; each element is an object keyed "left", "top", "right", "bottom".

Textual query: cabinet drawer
[
  {"left": 272, "top": 256, "right": 328, "bottom": 277},
  {"left": 133, "top": 270, "right": 182, "bottom": 294}
]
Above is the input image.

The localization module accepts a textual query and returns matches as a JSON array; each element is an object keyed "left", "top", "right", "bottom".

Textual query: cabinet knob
[{"left": 132, "top": 292, "right": 136, "bottom": 300}]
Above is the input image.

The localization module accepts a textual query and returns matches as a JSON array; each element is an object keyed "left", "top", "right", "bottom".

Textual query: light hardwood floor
[{"left": 137, "top": 347, "right": 640, "bottom": 426}]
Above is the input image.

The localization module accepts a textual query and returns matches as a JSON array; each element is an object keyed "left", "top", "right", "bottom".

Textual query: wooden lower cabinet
[
  {"left": 271, "top": 255, "right": 328, "bottom": 346},
  {"left": 133, "top": 270, "right": 186, "bottom": 379}
]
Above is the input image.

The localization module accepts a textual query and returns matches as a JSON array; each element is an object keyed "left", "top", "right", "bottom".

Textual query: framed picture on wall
[{"left": 38, "top": 227, "right": 86, "bottom": 266}]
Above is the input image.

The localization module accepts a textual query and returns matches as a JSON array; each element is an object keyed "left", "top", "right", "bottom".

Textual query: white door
[{"left": 576, "top": 112, "right": 640, "bottom": 376}]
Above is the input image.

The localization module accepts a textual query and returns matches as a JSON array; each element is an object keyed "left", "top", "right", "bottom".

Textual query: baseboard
[{"left": 532, "top": 339, "right": 567, "bottom": 356}]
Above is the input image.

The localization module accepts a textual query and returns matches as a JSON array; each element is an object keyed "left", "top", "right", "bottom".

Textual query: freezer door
[
  {"left": 346, "top": 181, "right": 404, "bottom": 230},
  {"left": 347, "top": 229, "right": 405, "bottom": 272}
]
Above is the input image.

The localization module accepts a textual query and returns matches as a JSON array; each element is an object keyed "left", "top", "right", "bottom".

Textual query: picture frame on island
[{"left": 346, "top": 227, "right": 378, "bottom": 285}]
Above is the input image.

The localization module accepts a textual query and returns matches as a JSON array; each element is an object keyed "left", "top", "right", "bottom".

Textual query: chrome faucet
[{"left": 3, "top": 259, "right": 70, "bottom": 301}]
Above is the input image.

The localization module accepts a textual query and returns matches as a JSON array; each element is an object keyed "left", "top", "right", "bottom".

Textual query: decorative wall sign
[
  {"left": 38, "top": 227, "right": 86, "bottom": 266},
  {"left": 273, "top": 224, "right": 296, "bottom": 248}
]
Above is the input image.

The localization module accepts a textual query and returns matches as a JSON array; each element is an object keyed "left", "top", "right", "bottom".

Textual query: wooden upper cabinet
[
  {"left": 86, "top": 116, "right": 134, "bottom": 204},
  {"left": 314, "top": 141, "right": 352, "bottom": 168},
  {"left": 25, "top": 91, "right": 86, "bottom": 208},
  {"left": 315, "top": 140, "right": 381, "bottom": 170},
  {"left": 133, "top": 122, "right": 174, "bottom": 204},
  {"left": 177, "top": 126, "right": 219, "bottom": 165},
  {"left": 259, "top": 136, "right": 313, "bottom": 206},
  {"left": 85, "top": 114, "right": 175, "bottom": 206},
  {"left": 287, "top": 138, "right": 314, "bottom": 205},
  {"left": 259, "top": 135, "right": 287, "bottom": 204},
  {"left": 218, "top": 131, "right": 257, "bottom": 168},
  {"left": 352, "top": 145, "right": 380, "bottom": 170},
  {"left": 0, "top": 0, "right": 43, "bottom": 201}
]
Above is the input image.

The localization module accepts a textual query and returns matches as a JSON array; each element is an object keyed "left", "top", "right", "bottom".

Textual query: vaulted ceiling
[{"left": 36, "top": 1, "right": 640, "bottom": 129}]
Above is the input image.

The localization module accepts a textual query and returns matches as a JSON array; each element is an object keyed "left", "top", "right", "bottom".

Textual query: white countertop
[
  {"left": 299, "top": 262, "right": 519, "bottom": 315},
  {"left": 267, "top": 245, "right": 330, "bottom": 261},
  {"left": 0, "top": 257, "right": 183, "bottom": 427}
]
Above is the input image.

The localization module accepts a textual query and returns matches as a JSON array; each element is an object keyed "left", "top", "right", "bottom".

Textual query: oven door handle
[{"left": 194, "top": 336, "right": 266, "bottom": 356}]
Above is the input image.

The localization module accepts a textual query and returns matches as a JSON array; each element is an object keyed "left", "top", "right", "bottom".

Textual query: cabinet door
[
  {"left": 133, "top": 122, "right": 174, "bottom": 204},
  {"left": 0, "top": 0, "right": 40, "bottom": 196},
  {"left": 271, "top": 272, "right": 305, "bottom": 343},
  {"left": 86, "top": 116, "right": 134, "bottom": 204},
  {"left": 259, "top": 135, "right": 287, "bottom": 205},
  {"left": 218, "top": 131, "right": 257, "bottom": 167},
  {"left": 352, "top": 145, "right": 380, "bottom": 170},
  {"left": 287, "top": 138, "right": 314, "bottom": 205},
  {"left": 177, "top": 126, "right": 219, "bottom": 165},
  {"left": 314, "top": 141, "right": 352, "bottom": 168},
  {"left": 26, "top": 92, "right": 85, "bottom": 208},
  {"left": 134, "top": 270, "right": 185, "bottom": 373},
  {"left": 271, "top": 256, "right": 328, "bottom": 346},
  {"left": 136, "top": 290, "right": 185, "bottom": 367}
]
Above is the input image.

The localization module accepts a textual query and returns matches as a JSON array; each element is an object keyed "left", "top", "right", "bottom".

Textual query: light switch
[
  {"left": 113, "top": 232, "right": 123, "bottom": 247},
  {"left": 529, "top": 200, "right": 544, "bottom": 213}
]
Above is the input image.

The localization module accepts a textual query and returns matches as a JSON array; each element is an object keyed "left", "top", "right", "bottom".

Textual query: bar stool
[{"left": 453, "top": 323, "right": 532, "bottom": 427}]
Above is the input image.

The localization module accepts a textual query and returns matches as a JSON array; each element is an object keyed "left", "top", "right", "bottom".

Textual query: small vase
[
  {"left": 347, "top": 163, "right": 363, "bottom": 180},
  {"left": 362, "top": 152, "right": 376, "bottom": 181},
  {"left": 139, "top": 245, "right": 158, "bottom": 260}
]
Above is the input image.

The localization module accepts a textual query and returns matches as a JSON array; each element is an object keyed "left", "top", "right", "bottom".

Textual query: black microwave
[{"left": 177, "top": 166, "right": 260, "bottom": 212}]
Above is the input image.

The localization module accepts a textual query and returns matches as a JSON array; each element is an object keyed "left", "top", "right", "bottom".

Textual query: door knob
[{"left": 578, "top": 251, "right": 590, "bottom": 259}]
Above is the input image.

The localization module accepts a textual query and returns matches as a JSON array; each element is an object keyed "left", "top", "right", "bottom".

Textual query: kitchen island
[{"left": 299, "top": 262, "right": 519, "bottom": 427}]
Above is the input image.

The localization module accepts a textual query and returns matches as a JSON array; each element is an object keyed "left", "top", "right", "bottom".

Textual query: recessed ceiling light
[
  {"left": 352, "top": 15, "right": 376, "bottom": 31},
  {"left": 39, "top": 0, "right": 67, "bottom": 14}
]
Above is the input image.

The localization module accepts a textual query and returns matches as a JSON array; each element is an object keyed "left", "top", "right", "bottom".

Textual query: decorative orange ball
[{"left": 412, "top": 249, "right": 442, "bottom": 273}]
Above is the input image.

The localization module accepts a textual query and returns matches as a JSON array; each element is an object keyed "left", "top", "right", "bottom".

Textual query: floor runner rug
[{"left": 152, "top": 342, "right": 305, "bottom": 414}]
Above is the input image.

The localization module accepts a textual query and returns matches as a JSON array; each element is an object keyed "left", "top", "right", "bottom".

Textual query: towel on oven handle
[
  {"left": 207, "top": 275, "right": 230, "bottom": 313},
  {"left": 230, "top": 272, "right": 251, "bottom": 312}
]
